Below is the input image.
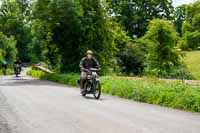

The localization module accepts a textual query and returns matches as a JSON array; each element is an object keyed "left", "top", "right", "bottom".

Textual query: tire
[
  {"left": 82, "top": 92, "right": 86, "bottom": 96},
  {"left": 81, "top": 83, "right": 86, "bottom": 96},
  {"left": 15, "top": 70, "right": 19, "bottom": 77},
  {"left": 82, "top": 82, "right": 91, "bottom": 96},
  {"left": 93, "top": 81, "right": 101, "bottom": 99}
]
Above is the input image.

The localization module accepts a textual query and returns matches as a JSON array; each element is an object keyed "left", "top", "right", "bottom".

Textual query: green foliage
[
  {"left": 119, "top": 40, "right": 146, "bottom": 75},
  {"left": 184, "top": 51, "right": 200, "bottom": 80},
  {"left": 142, "top": 19, "right": 180, "bottom": 75},
  {"left": 108, "top": 0, "right": 174, "bottom": 37},
  {"left": 27, "top": 69, "right": 79, "bottom": 86},
  {"left": 0, "top": 0, "right": 197, "bottom": 77},
  {"left": 174, "top": 5, "right": 186, "bottom": 36},
  {"left": 41, "top": 73, "right": 79, "bottom": 87},
  {"left": 0, "top": 32, "right": 17, "bottom": 65},
  {"left": 181, "top": 0, "right": 200, "bottom": 49},
  {"left": 27, "top": 69, "right": 45, "bottom": 78},
  {"left": 31, "top": 0, "right": 125, "bottom": 73},
  {"left": 0, "top": 69, "right": 14, "bottom": 75},
  {"left": 102, "top": 77, "right": 200, "bottom": 112},
  {"left": 79, "top": 0, "right": 121, "bottom": 73},
  {"left": 0, "top": 0, "right": 32, "bottom": 62}
]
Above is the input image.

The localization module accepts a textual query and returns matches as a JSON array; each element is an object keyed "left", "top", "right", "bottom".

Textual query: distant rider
[
  {"left": 2, "top": 60, "right": 8, "bottom": 75},
  {"left": 13, "top": 58, "right": 22, "bottom": 73},
  {"left": 79, "top": 50, "right": 100, "bottom": 94}
]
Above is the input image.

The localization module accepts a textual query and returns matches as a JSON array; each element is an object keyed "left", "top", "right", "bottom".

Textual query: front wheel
[
  {"left": 15, "top": 72, "right": 19, "bottom": 77},
  {"left": 15, "top": 70, "right": 20, "bottom": 77},
  {"left": 93, "top": 81, "right": 101, "bottom": 99},
  {"left": 82, "top": 82, "right": 92, "bottom": 96}
]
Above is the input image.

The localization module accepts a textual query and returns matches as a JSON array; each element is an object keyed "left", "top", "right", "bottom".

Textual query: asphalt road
[{"left": 0, "top": 74, "right": 200, "bottom": 133}]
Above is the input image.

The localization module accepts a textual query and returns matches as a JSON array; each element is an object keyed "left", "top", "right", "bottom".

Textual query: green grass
[
  {"left": 27, "top": 69, "right": 79, "bottom": 86},
  {"left": 27, "top": 69, "right": 200, "bottom": 113},
  {"left": 0, "top": 69, "right": 14, "bottom": 75},
  {"left": 184, "top": 51, "right": 200, "bottom": 80},
  {"left": 102, "top": 77, "right": 200, "bottom": 112}
]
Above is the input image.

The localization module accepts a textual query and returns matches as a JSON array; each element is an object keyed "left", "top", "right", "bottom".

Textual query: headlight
[{"left": 87, "top": 75, "right": 92, "bottom": 79}]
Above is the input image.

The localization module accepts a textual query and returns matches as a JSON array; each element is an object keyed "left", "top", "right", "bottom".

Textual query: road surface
[{"left": 0, "top": 74, "right": 200, "bottom": 133}]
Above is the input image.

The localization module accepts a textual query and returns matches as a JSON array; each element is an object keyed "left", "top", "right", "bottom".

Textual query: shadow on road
[{"left": 83, "top": 95, "right": 105, "bottom": 101}]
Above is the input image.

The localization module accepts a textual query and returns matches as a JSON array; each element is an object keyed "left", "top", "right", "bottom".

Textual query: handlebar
[
  {"left": 89, "top": 68, "right": 100, "bottom": 72},
  {"left": 81, "top": 68, "right": 100, "bottom": 72}
]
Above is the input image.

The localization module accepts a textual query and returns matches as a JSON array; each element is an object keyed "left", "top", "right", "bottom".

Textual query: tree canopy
[{"left": 0, "top": 0, "right": 198, "bottom": 78}]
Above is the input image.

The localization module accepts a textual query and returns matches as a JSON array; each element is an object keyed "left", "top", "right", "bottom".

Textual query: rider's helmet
[{"left": 86, "top": 50, "right": 93, "bottom": 55}]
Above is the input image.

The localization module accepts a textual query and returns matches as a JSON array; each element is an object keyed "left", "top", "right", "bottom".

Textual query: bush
[
  {"left": 119, "top": 40, "right": 146, "bottom": 75},
  {"left": 27, "top": 69, "right": 79, "bottom": 86},
  {"left": 0, "top": 69, "right": 14, "bottom": 75},
  {"left": 40, "top": 73, "right": 79, "bottom": 87}
]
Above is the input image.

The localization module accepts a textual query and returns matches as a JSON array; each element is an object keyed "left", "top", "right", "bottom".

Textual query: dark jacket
[{"left": 80, "top": 57, "right": 100, "bottom": 69}]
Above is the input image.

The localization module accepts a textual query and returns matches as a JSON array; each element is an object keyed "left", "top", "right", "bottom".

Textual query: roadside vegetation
[
  {"left": 28, "top": 69, "right": 200, "bottom": 113},
  {"left": 0, "top": 69, "right": 14, "bottom": 75},
  {"left": 0, "top": 0, "right": 200, "bottom": 79},
  {"left": 184, "top": 51, "right": 200, "bottom": 80}
]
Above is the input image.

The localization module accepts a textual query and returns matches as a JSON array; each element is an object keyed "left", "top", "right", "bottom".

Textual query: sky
[{"left": 173, "top": 0, "right": 196, "bottom": 7}]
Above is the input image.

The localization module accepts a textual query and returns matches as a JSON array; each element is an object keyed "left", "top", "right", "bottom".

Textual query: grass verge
[
  {"left": 27, "top": 69, "right": 200, "bottom": 113},
  {"left": 0, "top": 69, "right": 14, "bottom": 75},
  {"left": 184, "top": 51, "right": 200, "bottom": 80}
]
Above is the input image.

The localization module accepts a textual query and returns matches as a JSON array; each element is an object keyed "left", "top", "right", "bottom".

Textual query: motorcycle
[
  {"left": 14, "top": 64, "right": 21, "bottom": 77},
  {"left": 81, "top": 68, "right": 101, "bottom": 99}
]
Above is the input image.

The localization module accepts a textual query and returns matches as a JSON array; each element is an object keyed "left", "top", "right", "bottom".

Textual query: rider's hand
[
  {"left": 84, "top": 68, "right": 89, "bottom": 72},
  {"left": 80, "top": 67, "right": 84, "bottom": 72},
  {"left": 81, "top": 68, "right": 89, "bottom": 72}
]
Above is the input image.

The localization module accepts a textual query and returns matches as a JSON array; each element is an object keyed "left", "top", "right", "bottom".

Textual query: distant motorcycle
[
  {"left": 15, "top": 64, "right": 21, "bottom": 77},
  {"left": 81, "top": 68, "right": 101, "bottom": 99}
]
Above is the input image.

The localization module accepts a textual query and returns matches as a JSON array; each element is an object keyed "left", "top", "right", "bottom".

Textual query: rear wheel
[{"left": 93, "top": 81, "right": 101, "bottom": 99}]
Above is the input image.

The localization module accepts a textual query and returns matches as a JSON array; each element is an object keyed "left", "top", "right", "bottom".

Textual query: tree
[
  {"left": 181, "top": 0, "right": 200, "bottom": 49},
  {"left": 142, "top": 19, "right": 180, "bottom": 75},
  {"left": 107, "top": 0, "right": 174, "bottom": 37},
  {"left": 0, "top": 32, "right": 17, "bottom": 65},
  {"left": 174, "top": 5, "right": 186, "bottom": 36},
  {"left": 79, "top": 0, "right": 120, "bottom": 73},
  {"left": 31, "top": 0, "right": 124, "bottom": 73},
  {"left": 0, "top": 0, "right": 32, "bottom": 62},
  {"left": 119, "top": 40, "right": 146, "bottom": 75}
]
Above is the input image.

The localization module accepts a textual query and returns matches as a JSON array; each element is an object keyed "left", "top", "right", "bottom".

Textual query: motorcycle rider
[
  {"left": 79, "top": 50, "right": 100, "bottom": 94},
  {"left": 2, "top": 60, "right": 8, "bottom": 75},
  {"left": 13, "top": 58, "right": 22, "bottom": 73}
]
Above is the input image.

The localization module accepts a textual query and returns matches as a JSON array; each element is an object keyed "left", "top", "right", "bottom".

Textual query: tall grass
[
  {"left": 27, "top": 69, "right": 79, "bottom": 86},
  {"left": 0, "top": 69, "right": 14, "bottom": 75},
  {"left": 184, "top": 51, "right": 200, "bottom": 80},
  {"left": 101, "top": 77, "right": 200, "bottom": 112}
]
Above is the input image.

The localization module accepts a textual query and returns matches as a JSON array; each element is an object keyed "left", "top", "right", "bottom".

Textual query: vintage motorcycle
[{"left": 81, "top": 68, "right": 101, "bottom": 99}]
